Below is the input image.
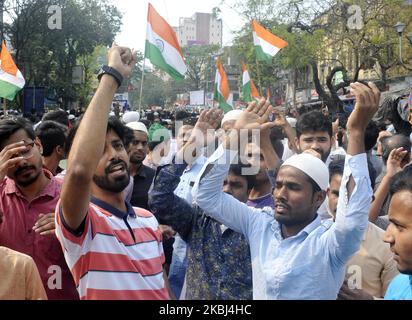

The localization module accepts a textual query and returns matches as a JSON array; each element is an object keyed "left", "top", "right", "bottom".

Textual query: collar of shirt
[
  {"left": 270, "top": 214, "right": 322, "bottom": 241},
  {"left": 135, "top": 164, "right": 152, "bottom": 179},
  {"left": 4, "top": 169, "right": 60, "bottom": 200},
  {"left": 184, "top": 155, "right": 207, "bottom": 172},
  {"left": 90, "top": 196, "right": 136, "bottom": 219}
]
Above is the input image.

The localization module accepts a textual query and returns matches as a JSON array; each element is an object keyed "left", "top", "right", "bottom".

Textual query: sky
[{"left": 114, "top": 0, "right": 246, "bottom": 53}]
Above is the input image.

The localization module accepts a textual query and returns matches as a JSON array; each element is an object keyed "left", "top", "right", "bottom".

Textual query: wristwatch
[{"left": 97, "top": 65, "right": 123, "bottom": 88}]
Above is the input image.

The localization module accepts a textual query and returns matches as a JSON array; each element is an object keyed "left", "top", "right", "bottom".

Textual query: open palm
[{"left": 234, "top": 99, "right": 273, "bottom": 131}]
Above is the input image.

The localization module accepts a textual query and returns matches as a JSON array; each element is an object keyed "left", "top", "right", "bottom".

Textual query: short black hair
[
  {"left": 228, "top": 163, "right": 257, "bottom": 190},
  {"left": 42, "top": 110, "right": 69, "bottom": 127},
  {"left": 329, "top": 156, "right": 377, "bottom": 190},
  {"left": 364, "top": 121, "right": 380, "bottom": 152},
  {"left": 35, "top": 121, "right": 67, "bottom": 157},
  {"left": 390, "top": 164, "right": 412, "bottom": 196},
  {"left": 107, "top": 116, "right": 126, "bottom": 145},
  {"left": 64, "top": 116, "right": 127, "bottom": 157},
  {"left": 381, "top": 134, "right": 411, "bottom": 166},
  {"left": 0, "top": 117, "right": 35, "bottom": 150},
  {"left": 296, "top": 111, "right": 333, "bottom": 139}
]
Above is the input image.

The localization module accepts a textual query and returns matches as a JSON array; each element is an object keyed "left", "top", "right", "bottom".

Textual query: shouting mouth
[
  {"left": 275, "top": 203, "right": 290, "bottom": 214},
  {"left": 107, "top": 163, "right": 127, "bottom": 177}
]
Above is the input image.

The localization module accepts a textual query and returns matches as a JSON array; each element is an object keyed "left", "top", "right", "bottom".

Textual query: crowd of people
[{"left": 0, "top": 44, "right": 411, "bottom": 300}]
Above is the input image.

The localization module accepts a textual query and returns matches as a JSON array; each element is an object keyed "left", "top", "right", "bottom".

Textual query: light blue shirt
[
  {"left": 175, "top": 155, "right": 207, "bottom": 203},
  {"left": 192, "top": 145, "right": 373, "bottom": 300},
  {"left": 385, "top": 274, "right": 412, "bottom": 300}
]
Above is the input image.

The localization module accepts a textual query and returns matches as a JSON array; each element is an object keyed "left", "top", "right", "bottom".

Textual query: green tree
[{"left": 5, "top": 0, "right": 122, "bottom": 109}]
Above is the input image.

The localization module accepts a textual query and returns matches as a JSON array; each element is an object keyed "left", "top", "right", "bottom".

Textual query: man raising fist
[{"left": 55, "top": 44, "right": 169, "bottom": 300}]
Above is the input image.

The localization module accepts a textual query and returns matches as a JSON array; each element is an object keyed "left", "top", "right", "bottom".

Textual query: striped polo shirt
[{"left": 55, "top": 197, "right": 169, "bottom": 300}]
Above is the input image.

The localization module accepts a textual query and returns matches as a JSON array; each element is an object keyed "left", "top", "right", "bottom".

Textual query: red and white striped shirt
[{"left": 55, "top": 197, "right": 169, "bottom": 300}]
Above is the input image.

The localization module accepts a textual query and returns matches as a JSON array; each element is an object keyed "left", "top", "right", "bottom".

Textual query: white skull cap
[{"left": 281, "top": 153, "right": 329, "bottom": 191}]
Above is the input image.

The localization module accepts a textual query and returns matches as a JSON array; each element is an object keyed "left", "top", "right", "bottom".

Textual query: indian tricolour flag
[
  {"left": 252, "top": 20, "right": 288, "bottom": 63},
  {"left": 214, "top": 58, "right": 232, "bottom": 113},
  {"left": 0, "top": 41, "right": 25, "bottom": 101},
  {"left": 242, "top": 62, "right": 260, "bottom": 102},
  {"left": 145, "top": 4, "right": 187, "bottom": 80}
]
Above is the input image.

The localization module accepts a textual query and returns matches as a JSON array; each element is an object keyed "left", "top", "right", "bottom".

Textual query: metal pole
[
  {"left": 138, "top": 58, "right": 146, "bottom": 114},
  {"left": 255, "top": 58, "right": 262, "bottom": 95},
  {"left": 0, "top": 0, "right": 4, "bottom": 44}
]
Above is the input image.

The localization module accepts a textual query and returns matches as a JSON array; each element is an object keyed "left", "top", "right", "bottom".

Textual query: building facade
[{"left": 175, "top": 13, "right": 222, "bottom": 47}]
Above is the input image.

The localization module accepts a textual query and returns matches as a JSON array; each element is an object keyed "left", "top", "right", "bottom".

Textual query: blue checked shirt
[
  {"left": 149, "top": 162, "right": 253, "bottom": 300},
  {"left": 192, "top": 145, "right": 373, "bottom": 300}
]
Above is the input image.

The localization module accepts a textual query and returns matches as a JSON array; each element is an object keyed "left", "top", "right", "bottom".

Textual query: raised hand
[
  {"left": 191, "top": 108, "right": 223, "bottom": 146},
  {"left": 386, "top": 147, "right": 409, "bottom": 177},
  {"left": 0, "top": 141, "right": 31, "bottom": 181},
  {"left": 273, "top": 110, "right": 288, "bottom": 128},
  {"left": 177, "top": 108, "right": 223, "bottom": 164},
  {"left": 234, "top": 98, "right": 273, "bottom": 131},
  {"left": 107, "top": 42, "right": 138, "bottom": 79},
  {"left": 347, "top": 82, "right": 380, "bottom": 133}
]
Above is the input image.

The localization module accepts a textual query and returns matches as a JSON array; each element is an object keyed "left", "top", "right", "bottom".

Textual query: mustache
[
  {"left": 15, "top": 165, "right": 36, "bottom": 176},
  {"left": 104, "top": 159, "right": 128, "bottom": 175}
]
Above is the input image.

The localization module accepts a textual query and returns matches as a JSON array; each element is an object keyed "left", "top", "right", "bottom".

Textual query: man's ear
[
  {"left": 294, "top": 137, "right": 300, "bottom": 151},
  {"left": 56, "top": 145, "right": 65, "bottom": 158},
  {"left": 35, "top": 137, "right": 43, "bottom": 155},
  {"left": 314, "top": 190, "right": 327, "bottom": 209}
]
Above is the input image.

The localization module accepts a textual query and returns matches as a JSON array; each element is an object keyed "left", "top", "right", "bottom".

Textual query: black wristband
[{"left": 97, "top": 65, "right": 123, "bottom": 88}]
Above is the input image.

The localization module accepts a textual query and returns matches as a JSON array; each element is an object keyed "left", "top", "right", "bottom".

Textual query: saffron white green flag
[
  {"left": 252, "top": 20, "right": 288, "bottom": 63},
  {"left": 145, "top": 4, "right": 187, "bottom": 80},
  {"left": 214, "top": 58, "right": 232, "bottom": 113},
  {"left": 242, "top": 62, "right": 260, "bottom": 102},
  {"left": 0, "top": 41, "right": 25, "bottom": 101}
]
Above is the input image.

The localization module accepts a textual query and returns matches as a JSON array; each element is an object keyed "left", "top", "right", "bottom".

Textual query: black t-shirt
[{"left": 130, "top": 165, "right": 156, "bottom": 210}]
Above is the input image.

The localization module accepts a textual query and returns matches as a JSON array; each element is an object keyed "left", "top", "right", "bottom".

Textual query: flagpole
[
  {"left": 138, "top": 58, "right": 146, "bottom": 114},
  {"left": 255, "top": 58, "right": 263, "bottom": 95}
]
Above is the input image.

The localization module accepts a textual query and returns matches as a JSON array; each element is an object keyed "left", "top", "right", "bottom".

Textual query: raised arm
[
  {"left": 326, "top": 82, "right": 380, "bottom": 266},
  {"left": 148, "top": 163, "right": 195, "bottom": 241},
  {"left": 149, "top": 109, "right": 223, "bottom": 240},
  {"left": 61, "top": 44, "right": 137, "bottom": 230},
  {"left": 369, "top": 147, "right": 408, "bottom": 222},
  {"left": 260, "top": 119, "right": 282, "bottom": 176},
  {"left": 192, "top": 99, "right": 274, "bottom": 237}
]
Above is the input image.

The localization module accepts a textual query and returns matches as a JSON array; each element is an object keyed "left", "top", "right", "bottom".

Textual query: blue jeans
[{"left": 168, "top": 235, "right": 188, "bottom": 299}]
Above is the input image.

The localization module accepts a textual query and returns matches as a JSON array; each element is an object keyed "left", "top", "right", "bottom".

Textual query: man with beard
[
  {"left": 295, "top": 110, "right": 334, "bottom": 164},
  {"left": 125, "top": 122, "right": 155, "bottom": 210},
  {"left": 55, "top": 44, "right": 169, "bottom": 300},
  {"left": 295, "top": 110, "right": 335, "bottom": 219},
  {"left": 0, "top": 118, "right": 78, "bottom": 300},
  {"left": 193, "top": 82, "right": 380, "bottom": 299}
]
